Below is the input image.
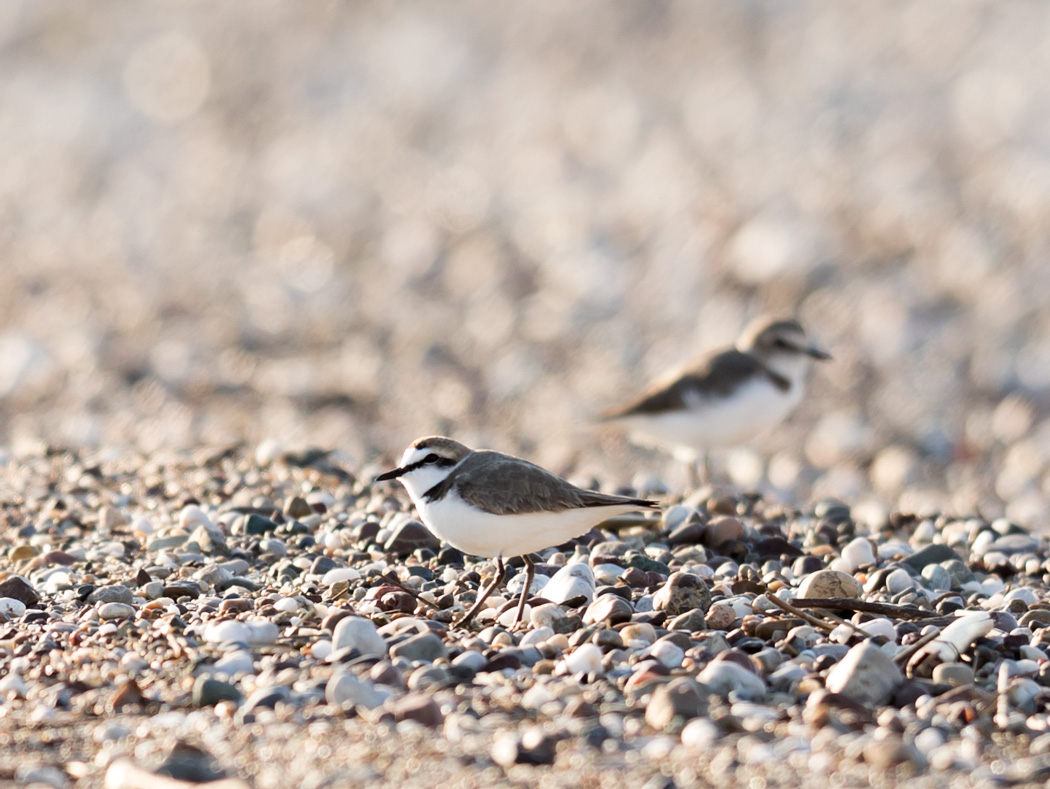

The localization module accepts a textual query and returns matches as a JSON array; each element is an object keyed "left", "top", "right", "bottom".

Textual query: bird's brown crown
[{"left": 409, "top": 436, "right": 472, "bottom": 463}]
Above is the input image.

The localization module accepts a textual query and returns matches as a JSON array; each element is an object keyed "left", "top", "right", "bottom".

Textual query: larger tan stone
[{"left": 797, "top": 568, "right": 862, "bottom": 599}]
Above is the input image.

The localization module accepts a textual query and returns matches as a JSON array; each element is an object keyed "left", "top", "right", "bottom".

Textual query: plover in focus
[
  {"left": 600, "top": 316, "right": 830, "bottom": 484},
  {"left": 376, "top": 436, "right": 659, "bottom": 627}
]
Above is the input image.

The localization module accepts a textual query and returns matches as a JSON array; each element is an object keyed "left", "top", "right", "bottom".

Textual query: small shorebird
[
  {"left": 600, "top": 316, "right": 830, "bottom": 484},
  {"left": 376, "top": 436, "right": 659, "bottom": 627}
]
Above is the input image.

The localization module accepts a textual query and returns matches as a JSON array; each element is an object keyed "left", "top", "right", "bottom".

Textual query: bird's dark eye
[
  {"left": 773, "top": 338, "right": 791, "bottom": 349},
  {"left": 424, "top": 453, "right": 439, "bottom": 464}
]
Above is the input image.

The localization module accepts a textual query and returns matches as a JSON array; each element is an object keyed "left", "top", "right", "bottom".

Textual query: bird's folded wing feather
[
  {"left": 600, "top": 350, "right": 781, "bottom": 418},
  {"left": 433, "top": 452, "right": 653, "bottom": 515}
]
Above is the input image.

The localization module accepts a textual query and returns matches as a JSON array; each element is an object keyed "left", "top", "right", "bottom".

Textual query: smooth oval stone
[
  {"left": 0, "top": 577, "right": 39, "bottom": 607},
  {"left": 650, "top": 639, "right": 685, "bottom": 669},
  {"left": 704, "top": 601, "right": 737, "bottom": 630},
  {"left": 451, "top": 650, "right": 487, "bottom": 672},
  {"left": 645, "top": 677, "right": 708, "bottom": 730},
  {"left": 284, "top": 496, "right": 313, "bottom": 519},
  {"left": 669, "top": 610, "right": 707, "bottom": 632},
  {"left": 912, "top": 727, "right": 946, "bottom": 755},
  {"left": 620, "top": 623, "right": 657, "bottom": 646},
  {"left": 192, "top": 676, "right": 242, "bottom": 707},
  {"left": 321, "top": 567, "right": 361, "bottom": 586},
  {"left": 885, "top": 568, "right": 916, "bottom": 594},
  {"left": 932, "top": 662, "right": 974, "bottom": 687},
  {"left": 856, "top": 617, "right": 896, "bottom": 641},
  {"left": 203, "top": 620, "right": 253, "bottom": 645},
  {"left": 1019, "top": 610, "right": 1050, "bottom": 629},
  {"left": 390, "top": 632, "right": 447, "bottom": 663},
  {"left": 386, "top": 692, "right": 444, "bottom": 727},
  {"left": 667, "top": 521, "right": 707, "bottom": 548},
  {"left": 98, "top": 602, "right": 135, "bottom": 620},
  {"left": 179, "top": 504, "right": 214, "bottom": 530},
  {"left": 0, "top": 598, "right": 27, "bottom": 618},
  {"left": 697, "top": 661, "right": 766, "bottom": 700},
  {"left": 326, "top": 670, "right": 390, "bottom": 710},
  {"left": 89, "top": 585, "right": 134, "bottom": 605},
  {"left": 519, "top": 627, "right": 554, "bottom": 648},
  {"left": 310, "top": 640, "right": 333, "bottom": 661},
  {"left": 0, "top": 673, "right": 27, "bottom": 699},
  {"left": 987, "top": 534, "right": 1040, "bottom": 556},
  {"left": 541, "top": 563, "right": 596, "bottom": 605},
  {"left": 212, "top": 650, "right": 254, "bottom": 677},
  {"left": 506, "top": 570, "right": 548, "bottom": 596},
  {"left": 902, "top": 544, "right": 962, "bottom": 571},
  {"left": 825, "top": 641, "right": 902, "bottom": 705},
  {"left": 797, "top": 569, "right": 862, "bottom": 599},
  {"left": 331, "top": 616, "right": 388, "bottom": 658},
  {"left": 246, "top": 620, "right": 278, "bottom": 645},
  {"left": 583, "top": 594, "right": 634, "bottom": 626},
  {"left": 680, "top": 717, "right": 721, "bottom": 749},
  {"left": 591, "top": 563, "right": 626, "bottom": 585},
  {"left": 703, "top": 517, "right": 745, "bottom": 548},
  {"left": 530, "top": 603, "right": 570, "bottom": 629},
  {"left": 1004, "top": 587, "right": 1039, "bottom": 607},
  {"left": 563, "top": 643, "right": 603, "bottom": 675},
  {"left": 840, "top": 537, "right": 875, "bottom": 571},
  {"left": 921, "top": 565, "right": 951, "bottom": 591},
  {"left": 940, "top": 559, "right": 975, "bottom": 588},
  {"left": 663, "top": 505, "right": 700, "bottom": 533},
  {"left": 383, "top": 520, "right": 441, "bottom": 554}
]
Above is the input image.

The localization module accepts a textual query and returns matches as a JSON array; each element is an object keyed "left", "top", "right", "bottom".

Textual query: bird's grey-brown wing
[
  {"left": 426, "top": 451, "right": 656, "bottom": 516},
  {"left": 601, "top": 350, "right": 786, "bottom": 419}
]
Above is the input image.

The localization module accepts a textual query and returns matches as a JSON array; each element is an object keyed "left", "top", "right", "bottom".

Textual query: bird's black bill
[
  {"left": 374, "top": 467, "right": 406, "bottom": 482},
  {"left": 807, "top": 347, "right": 832, "bottom": 361}
]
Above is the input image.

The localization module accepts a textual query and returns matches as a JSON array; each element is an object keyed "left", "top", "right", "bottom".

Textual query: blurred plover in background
[
  {"left": 376, "top": 436, "right": 660, "bottom": 627},
  {"left": 601, "top": 316, "right": 831, "bottom": 485}
]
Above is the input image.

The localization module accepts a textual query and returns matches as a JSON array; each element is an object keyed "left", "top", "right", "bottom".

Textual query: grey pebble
[
  {"left": 89, "top": 585, "right": 134, "bottom": 605},
  {"left": 645, "top": 677, "right": 708, "bottom": 731},
  {"left": 193, "top": 676, "right": 243, "bottom": 707},
  {"left": 390, "top": 632, "right": 447, "bottom": 663},
  {"left": 98, "top": 602, "right": 135, "bottom": 620}
]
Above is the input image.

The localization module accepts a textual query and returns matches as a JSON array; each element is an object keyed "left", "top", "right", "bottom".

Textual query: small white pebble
[
  {"left": 309, "top": 639, "right": 333, "bottom": 661},
  {"left": 519, "top": 627, "right": 553, "bottom": 648},
  {"left": 681, "top": 718, "right": 721, "bottom": 749},
  {"left": 563, "top": 643, "right": 603, "bottom": 675},
  {"left": 321, "top": 567, "right": 361, "bottom": 586},
  {"left": 885, "top": 569, "right": 915, "bottom": 595},
  {"left": 0, "top": 598, "right": 26, "bottom": 618},
  {"left": 650, "top": 640, "right": 685, "bottom": 669}
]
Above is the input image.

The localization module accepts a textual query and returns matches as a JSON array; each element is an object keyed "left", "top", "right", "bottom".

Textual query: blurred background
[{"left": 0, "top": 1, "right": 1049, "bottom": 526}]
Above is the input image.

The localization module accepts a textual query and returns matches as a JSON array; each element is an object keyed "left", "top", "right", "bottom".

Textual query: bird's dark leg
[
  {"left": 454, "top": 556, "right": 507, "bottom": 628},
  {"left": 686, "top": 453, "right": 710, "bottom": 491},
  {"left": 512, "top": 555, "right": 536, "bottom": 629}
]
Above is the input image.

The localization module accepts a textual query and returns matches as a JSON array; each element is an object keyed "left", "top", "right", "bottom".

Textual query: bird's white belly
[
  {"left": 413, "top": 492, "right": 635, "bottom": 558},
  {"left": 625, "top": 378, "right": 802, "bottom": 456}
]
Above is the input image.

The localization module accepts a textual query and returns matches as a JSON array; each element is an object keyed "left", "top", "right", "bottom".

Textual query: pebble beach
[
  {"left": 3, "top": 2, "right": 1050, "bottom": 787},
  {"left": 2, "top": 446, "right": 1050, "bottom": 788}
]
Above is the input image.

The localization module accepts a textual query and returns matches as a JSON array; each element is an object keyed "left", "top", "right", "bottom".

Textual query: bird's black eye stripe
[{"left": 401, "top": 453, "right": 455, "bottom": 474}]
